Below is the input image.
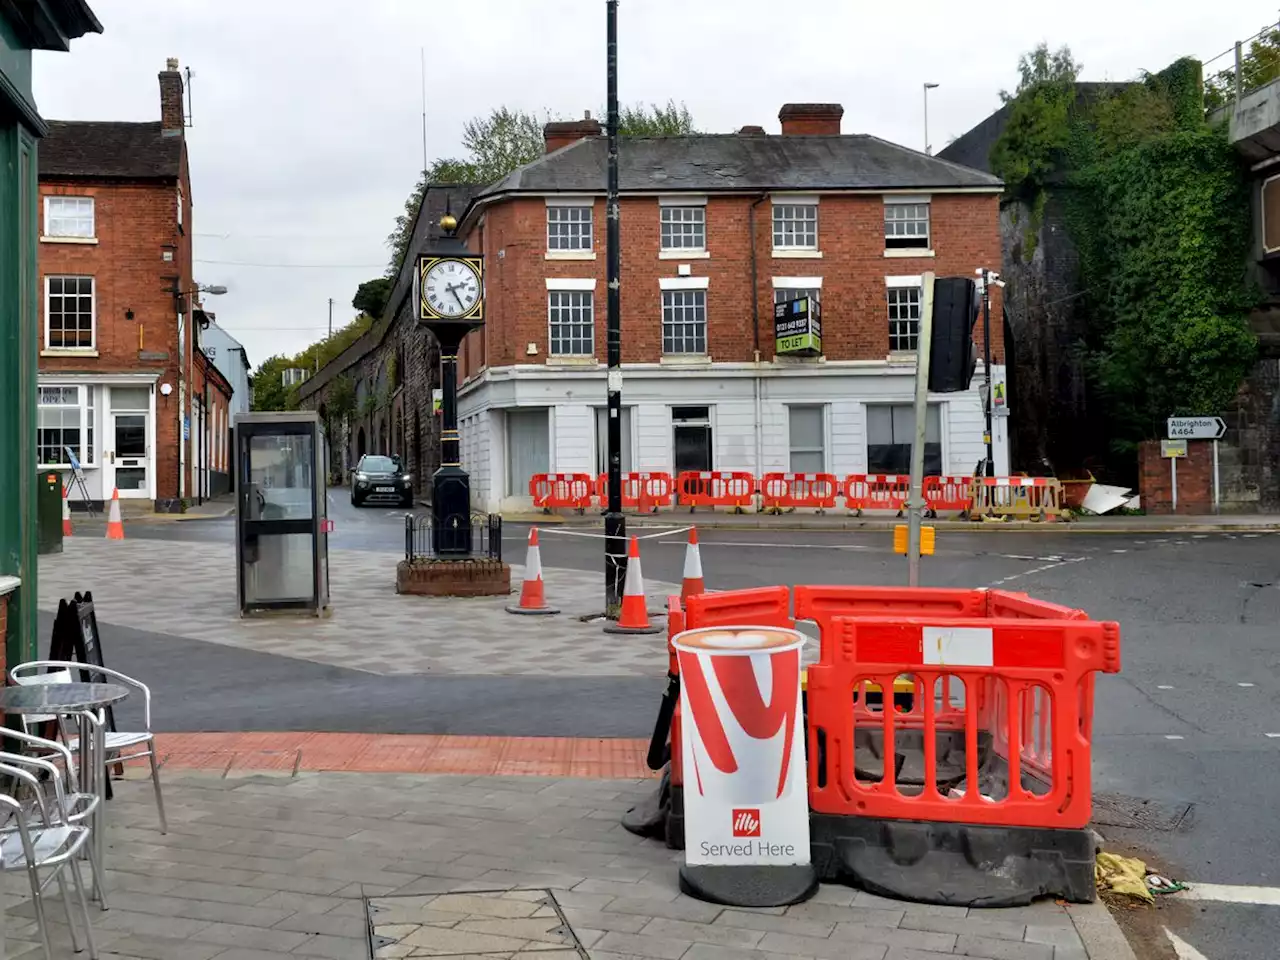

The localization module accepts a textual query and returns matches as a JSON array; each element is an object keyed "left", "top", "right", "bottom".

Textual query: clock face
[{"left": 423, "top": 259, "right": 481, "bottom": 318}]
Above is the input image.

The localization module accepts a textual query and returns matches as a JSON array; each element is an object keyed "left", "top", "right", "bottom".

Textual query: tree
[
  {"left": 1000, "top": 43, "right": 1082, "bottom": 103},
  {"left": 990, "top": 44, "right": 1081, "bottom": 199},
  {"left": 251, "top": 355, "right": 291, "bottom": 411},
  {"left": 1205, "top": 29, "right": 1280, "bottom": 109},
  {"left": 352, "top": 277, "right": 392, "bottom": 318},
  {"left": 385, "top": 102, "right": 699, "bottom": 273}
]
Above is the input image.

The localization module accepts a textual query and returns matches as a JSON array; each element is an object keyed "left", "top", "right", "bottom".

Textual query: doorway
[
  {"left": 673, "top": 406, "right": 712, "bottom": 474},
  {"left": 506, "top": 408, "right": 549, "bottom": 497},
  {"left": 105, "top": 386, "right": 151, "bottom": 499}
]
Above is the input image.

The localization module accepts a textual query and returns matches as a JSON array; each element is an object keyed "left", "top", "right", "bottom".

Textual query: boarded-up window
[{"left": 1264, "top": 175, "right": 1280, "bottom": 254}]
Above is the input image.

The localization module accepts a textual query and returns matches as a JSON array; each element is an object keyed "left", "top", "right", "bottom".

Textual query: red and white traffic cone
[
  {"left": 105, "top": 487, "right": 125, "bottom": 540},
  {"left": 680, "top": 526, "right": 705, "bottom": 601},
  {"left": 605, "top": 536, "right": 663, "bottom": 634},
  {"left": 506, "top": 527, "right": 559, "bottom": 615},
  {"left": 62, "top": 483, "right": 74, "bottom": 537}
]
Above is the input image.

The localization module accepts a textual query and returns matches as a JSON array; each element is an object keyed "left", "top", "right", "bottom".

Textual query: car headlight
[
  {"left": 355, "top": 472, "right": 368, "bottom": 481},
  {"left": 401, "top": 473, "right": 412, "bottom": 483}
]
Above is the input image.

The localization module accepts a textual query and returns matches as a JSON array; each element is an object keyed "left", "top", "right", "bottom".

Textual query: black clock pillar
[{"left": 432, "top": 326, "right": 470, "bottom": 556}]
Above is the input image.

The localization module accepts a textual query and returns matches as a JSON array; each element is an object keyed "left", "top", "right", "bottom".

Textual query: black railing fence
[{"left": 404, "top": 513, "right": 502, "bottom": 562}]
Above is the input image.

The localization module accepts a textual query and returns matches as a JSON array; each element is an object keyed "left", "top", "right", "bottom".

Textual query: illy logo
[{"left": 732, "top": 808, "right": 761, "bottom": 838}]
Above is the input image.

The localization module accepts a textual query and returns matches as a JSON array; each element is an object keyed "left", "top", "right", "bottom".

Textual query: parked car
[{"left": 350, "top": 454, "right": 413, "bottom": 507}]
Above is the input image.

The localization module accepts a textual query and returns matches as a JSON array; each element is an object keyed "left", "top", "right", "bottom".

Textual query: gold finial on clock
[{"left": 439, "top": 213, "right": 458, "bottom": 234}]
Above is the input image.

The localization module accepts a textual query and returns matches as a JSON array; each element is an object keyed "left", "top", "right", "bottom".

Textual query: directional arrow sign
[{"left": 1167, "top": 416, "right": 1226, "bottom": 440}]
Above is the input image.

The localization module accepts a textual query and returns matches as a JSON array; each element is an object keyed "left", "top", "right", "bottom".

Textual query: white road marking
[
  {"left": 1157, "top": 685, "right": 1174, "bottom": 690},
  {"left": 657, "top": 540, "right": 871, "bottom": 551},
  {"left": 1266, "top": 733, "right": 1280, "bottom": 739},
  {"left": 1193, "top": 534, "right": 1208, "bottom": 539},
  {"left": 989, "top": 555, "right": 1086, "bottom": 587},
  {"left": 1112, "top": 549, "right": 1128, "bottom": 554},
  {"left": 1166, "top": 928, "right": 1211, "bottom": 960},
  {"left": 1244, "top": 534, "right": 1260, "bottom": 538},
  {"left": 1179, "top": 882, "right": 1280, "bottom": 906},
  {"left": 1165, "top": 735, "right": 1185, "bottom": 740},
  {"left": 1238, "top": 682, "right": 1256, "bottom": 688}
]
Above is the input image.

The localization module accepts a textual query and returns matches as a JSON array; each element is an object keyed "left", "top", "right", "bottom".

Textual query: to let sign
[
  {"left": 774, "top": 297, "right": 822, "bottom": 356},
  {"left": 1167, "top": 416, "right": 1226, "bottom": 440}
]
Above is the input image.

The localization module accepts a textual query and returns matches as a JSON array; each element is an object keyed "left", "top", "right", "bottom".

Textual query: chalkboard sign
[{"left": 48, "top": 591, "right": 121, "bottom": 792}]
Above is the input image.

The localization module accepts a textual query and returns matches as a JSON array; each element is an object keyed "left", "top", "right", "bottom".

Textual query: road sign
[
  {"left": 1161, "top": 440, "right": 1187, "bottom": 458},
  {"left": 1167, "top": 416, "right": 1226, "bottom": 440}
]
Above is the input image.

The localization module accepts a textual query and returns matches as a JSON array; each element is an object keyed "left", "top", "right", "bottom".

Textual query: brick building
[
  {"left": 453, "top": 104, "right": 1006, "bottom": 512},
  {"left": 36, "top": 58, "right": 213, "bottom": 510}
]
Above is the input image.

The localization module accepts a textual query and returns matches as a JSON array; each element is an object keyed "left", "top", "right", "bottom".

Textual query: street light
[
  {"left": 974, "top": 268, "right": 1006, "bottom": 477},
  {"left": 923, "top": 83, "right": 939, "bottom": 155}
]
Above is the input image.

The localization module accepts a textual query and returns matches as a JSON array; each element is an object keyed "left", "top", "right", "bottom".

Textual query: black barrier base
[
  {"left": 602, "top": 621, "right": 664, "bottom": 635},
  {"left": 679, "top": 863, "right": 818, "bottom": 908},
  {"left": 809, "top": 814, "right": 1097, "bottom": 906},
  {"left": 621, "top": 769, "right": 668, "bottom": 840}
]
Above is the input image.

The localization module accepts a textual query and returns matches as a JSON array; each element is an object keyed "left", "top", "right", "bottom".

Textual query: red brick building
[
  {"left": 450, "top": 104, "right": 1006, "bottom": 511},
  {"left": 36, "top": 58, "right": 215, "bottom": 510}
]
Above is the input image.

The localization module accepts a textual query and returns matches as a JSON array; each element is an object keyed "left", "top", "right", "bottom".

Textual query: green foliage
[
  {"left": 352, "top": 277, "right": 392, "bottom": 318},
  {"left": 1205, "top": 29, "right": 1280, "bottom": 109},
  {"left": 989, "top": 44, "right": 1081, "bottom": 200},
  {"left": 326, "top": 375, "right": 356, "bottom": 423},
  {"left": 250, "top": 355, "right": 291, "bottom": 411},
  {"left": 386, "top": 102, "right": 699, "bottom": 274}
]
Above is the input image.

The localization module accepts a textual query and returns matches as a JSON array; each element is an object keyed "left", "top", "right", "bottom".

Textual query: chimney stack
[
  {"left": 778, "top": 103, "right": 843, "bottom": 136},
  {"left": 159, "top": 58, "right": 184, "bottom": 136},
  {"left": 543, "top": 116, "right": 602, "bottom": 154},
  {"left": 738, "top": 125, "right": 767, "bottom": 136}
]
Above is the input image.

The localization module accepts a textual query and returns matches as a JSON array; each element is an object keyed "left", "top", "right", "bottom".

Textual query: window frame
[
  {"left": 661, "top": 288, "right": 708, "bottom": 356},
  {"left": 546, "top": 203, "right": 594, "bottom": 252},
  {"left": 883, "top": 198, "right": 931, "bottom": 250},
  {"left": 547, "top": 288, "right": 596, "bottom": 357},
  {"left": 886, "top": 277, "right": 924, "bottom": 354},
  {"left": 37, "top": 384, "right": 95, "bottom": 468},
  {"left": 771, "top": 200, "right": 819, "bottom": 251},
  {"left": 659, "top": 204, "right": 707, "bottom": 252},
  {"left": 866, "top": 402, "right": 943, "bottom": 476},
  {"left": 788, "top": 404, "right": 827, "bottom": 474},
  {"left": 43, "top": 196, "right": 96, "bottom": 239},
  {"left": 44, "top": 275, "right": 96, "bottom": 351}
]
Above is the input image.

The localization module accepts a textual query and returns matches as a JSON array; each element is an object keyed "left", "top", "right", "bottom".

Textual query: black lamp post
[{"left": 603, "top": 0, "right": 626, "bottom": 613}]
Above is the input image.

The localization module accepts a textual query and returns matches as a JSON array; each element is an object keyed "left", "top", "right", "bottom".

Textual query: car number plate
[{"left": 376, "top": 486, "right": 395, "bottom": 493}]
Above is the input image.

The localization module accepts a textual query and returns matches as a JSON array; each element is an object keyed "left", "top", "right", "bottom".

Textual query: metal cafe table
[{"left": 0, "top": 681, "right": 130, "bottom": 907}]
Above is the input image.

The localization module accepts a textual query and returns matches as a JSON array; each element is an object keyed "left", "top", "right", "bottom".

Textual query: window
[
  {"left": 662, "top": 290, "right": 707, "bottom": 355},
  {"left": 177, "top": 184, "right": 184, "bottom": 228},
  {"left": 547, "top": 205, "right": 592, "bottom": 251},
  {"left": 673, "top": 406, "right": 712, "bottom": 474},
  {"left": 867, "top": 403, "right": 941, "bottom": 476},
  {"left": 45, "top": 276, "right": 95, "bottom": 349},
  {"left": 38, "top": 385, "right": 93, "bottom": 467},
  {"left": 884, "top": 202, "right": 930, "bottom": 249},
  {"left": 660, "top": 206, "right": 705, "bottom": 251},
  {"left": 887, "top": 285, "right": 922, "bottom": 352},
  {"left": 594, "top": 407, "right": 633, "bottom": 474},
  {"left": 789, "top": 406, "right": 825, "bottom": 473},
  {"left": 44, "top": 197, "right": 94, "bottom": 239},
  {"left": 548, "top": 290, "right": 595, "bottom": 356},
  {"left": 774, "top": 287, "right": 821, "bottom": 307},
  {"left": 772, "top": 203, "right": 818, "bottom": 249}
]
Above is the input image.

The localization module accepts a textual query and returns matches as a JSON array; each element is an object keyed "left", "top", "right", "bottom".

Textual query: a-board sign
[
  {"left": 773, "top": 297, "right": 822, "bottom": 356},
  {"left": 49, "top": 591, "right": 118, "bottom": 734},
  {"left": 1161, "top": 439, "right": 1188, "bottom": 458}
]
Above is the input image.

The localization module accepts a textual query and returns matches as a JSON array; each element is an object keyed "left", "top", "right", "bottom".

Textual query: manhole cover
[
  {"left": 1092, "top": 793, "right": 1194, "bottom": 832},
  {"left": 366, "top": 887, "right": 586, "bottom": 958}
]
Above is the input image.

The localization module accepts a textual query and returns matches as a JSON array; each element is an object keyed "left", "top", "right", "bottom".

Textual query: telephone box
[{"left": 233, "top": 411, "right": 330, "bottom": 617}]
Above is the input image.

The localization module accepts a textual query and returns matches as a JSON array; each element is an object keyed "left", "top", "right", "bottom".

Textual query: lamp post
[
  {"left": 923, "top": 82, "right": 939, "bottom": 155},
  {"left": 603, "top": 0, "right": 626, "bottom": 615},
  {"left": 974, "top": 268, "right": 1004, "bottom": 477}
]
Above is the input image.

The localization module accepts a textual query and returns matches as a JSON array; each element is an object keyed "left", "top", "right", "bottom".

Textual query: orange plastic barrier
[
  {"left": 803, "top": 593, "right": 1120, "bottom": 830},
  {"left": 760, "top": 472, "right": 839, "bottom": 511},
  {"left": 843, "top": 474, "right": 910, "bottom": 515},
  {"left": 596, "top": 471, "right": 675, "bottom": 512},
  {"left": 972, "top": 476, "right": 1065, "bottom": 521},
  {"left": 529, "top": 473, "right": 594, "bottom": 512},
  {"left": 923, "top": 475, "right": 975, "bottom": 516},
  {"left": 676, "top": 471, "right": 756, "bottom": 511}
]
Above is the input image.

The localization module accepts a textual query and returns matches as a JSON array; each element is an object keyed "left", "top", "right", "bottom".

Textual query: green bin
[{"left": 36, "top": 470, "right": 64, "bottom": 555}]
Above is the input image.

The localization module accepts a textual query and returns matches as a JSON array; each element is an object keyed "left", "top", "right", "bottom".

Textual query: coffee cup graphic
[{"left": 672, "top": 627, "right": 806, "bottom": 806}]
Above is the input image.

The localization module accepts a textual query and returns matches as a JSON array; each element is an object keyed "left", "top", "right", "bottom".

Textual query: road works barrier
[
  {"left": 843, "top": 474, "right": 910, "bottom": 515},
  {"left": 760, "top": 472, "right": 839, "bottom": 512},
  {"left": 529, "top": 473, "right": 594, "bottom": 513},
  {"left": 675, "top": 471, "right": 756, "bottom": 512},
  {"left": 923, "top": 475, "right": 975, "bottom": 516},
  {"left": 595, "top": 471, "right": 674, "bottom": 512},
  {"left": 972, "top": 476, "right": 1065, "bottom": 521},
  {"left": 627, "top": 583, "right": 1119, "bottom": 906}
]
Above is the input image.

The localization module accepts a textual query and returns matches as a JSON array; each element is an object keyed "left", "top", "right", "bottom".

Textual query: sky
[{"left": 32, "top": 1, "right": 1271, "bottom": 371}]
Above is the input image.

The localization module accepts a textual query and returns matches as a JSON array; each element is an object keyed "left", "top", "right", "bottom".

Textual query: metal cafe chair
[
  {"left": 10, "top": 660, "right": 168, "bottom": 833},
  {"left": 0, "top": 761, "right": 100, "bottom": 959},
  {"left": 0, "top": 728, "right": 109, "bottom": 908}
]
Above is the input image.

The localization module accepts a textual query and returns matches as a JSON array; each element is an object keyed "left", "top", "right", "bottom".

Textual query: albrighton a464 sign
[{"left": 1167, "top": 416, "right": 1226, "bottom": 440}]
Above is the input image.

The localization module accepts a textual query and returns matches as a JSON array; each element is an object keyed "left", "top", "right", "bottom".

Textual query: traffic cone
[
  {"left": 506, "top": 527, "right": 559, "bottom": 615},
  {"left": 681, "top": 526, "right": 705, "bottom": 601},
  {"left": 105, "top": 488, "right": 125, "bottom": 540},
  {"left": 604, "top": 536, "right": 663, "bottom": 635},
  {"left": 62, "top": 484, "right": 73, "bottom": 537}
]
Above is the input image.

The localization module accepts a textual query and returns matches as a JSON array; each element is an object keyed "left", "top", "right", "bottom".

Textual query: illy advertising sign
[{"left": 673, "top": 626, "right": 812, "bottom": 876}]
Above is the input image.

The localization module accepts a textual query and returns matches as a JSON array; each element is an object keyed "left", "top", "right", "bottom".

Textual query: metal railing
[
  {"left": 404, "top": 513, "right": 502, "bottom": 562},
  {"left": 1203, "top": 22, "right": 1280, "bottom": 108}
]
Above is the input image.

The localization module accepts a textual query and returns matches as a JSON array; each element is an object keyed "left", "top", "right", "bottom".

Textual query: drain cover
[
  {"left": 1092, "top": 793, "right": 1194, "bottom": 832},
  {"left": 365, "top": 887, "right": 586, "bottom": 958}
]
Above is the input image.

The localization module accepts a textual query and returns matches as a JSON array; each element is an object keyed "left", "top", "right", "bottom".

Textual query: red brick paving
[{"left": 148, "top": 732, "right": 654, "bottom": 779}]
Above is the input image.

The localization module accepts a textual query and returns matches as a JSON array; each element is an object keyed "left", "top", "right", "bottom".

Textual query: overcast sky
[{"left": 32, "top": 1, "right": 1269, "bottom": 370}]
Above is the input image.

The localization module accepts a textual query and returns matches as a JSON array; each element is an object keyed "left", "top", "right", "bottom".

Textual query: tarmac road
[{"left": 82, "top": 498, "right": 1280, "bottom": 958}]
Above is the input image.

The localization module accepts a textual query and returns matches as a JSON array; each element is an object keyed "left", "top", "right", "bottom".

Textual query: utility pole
[
  {"left": 604, "top": 0, "right": 626, "bottom": 615},
  {"left": 328, "top": 297, "right": 334, "bottom": 339},
  {"left": 980, "top": 268, "right": 994, "bottom": 476}
]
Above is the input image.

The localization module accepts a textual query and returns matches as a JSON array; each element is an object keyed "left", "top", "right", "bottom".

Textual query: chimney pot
[
  {"left": 778, "top": 103, "right": 844, "bottom": 135},
  {"left": 738, "top": 125, "right": 766, "bottom": 135},
  {"left": 543, "top": 117, "right": 602, "bottom": 154},
  {"left": 165, "top": 57, "right": 179, "bottom": 71}
]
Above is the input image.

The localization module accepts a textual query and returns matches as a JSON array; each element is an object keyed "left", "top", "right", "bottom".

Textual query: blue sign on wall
[{"left": 183, "top": 415, "right": 190, "bottom": 441}]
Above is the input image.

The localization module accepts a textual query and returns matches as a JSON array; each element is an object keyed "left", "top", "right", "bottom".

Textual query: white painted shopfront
[
  {"left": 457, "top": 362, "right": 1009, "bottom": 514},
  {"left": 37, "top": 373, "right": 159, "bottom": 504}
]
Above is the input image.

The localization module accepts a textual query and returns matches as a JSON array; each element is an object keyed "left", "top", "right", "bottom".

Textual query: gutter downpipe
[{"left": 749, "top": 192, "right": 768, "bottom": 479}]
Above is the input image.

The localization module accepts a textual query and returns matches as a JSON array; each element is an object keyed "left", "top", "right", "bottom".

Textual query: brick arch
[
  {"left": 357, "top": 427, "right": 367, "bottom": 459},
  {"left": 379, "top": 418, "right": 388, "bottom": 455}
]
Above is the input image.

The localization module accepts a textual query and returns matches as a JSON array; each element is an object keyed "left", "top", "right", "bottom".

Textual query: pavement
[
  {"left": 38, "top": 495, "right": 1280, "bottom": 958},
  {"left": 0, "top": 760, "right": 1122, "bottom": 960}
]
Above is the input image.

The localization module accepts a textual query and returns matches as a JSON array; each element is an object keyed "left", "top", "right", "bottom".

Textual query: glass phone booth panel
[{"left": 234, "top": 411, "right": 330, "bottom": 617}]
